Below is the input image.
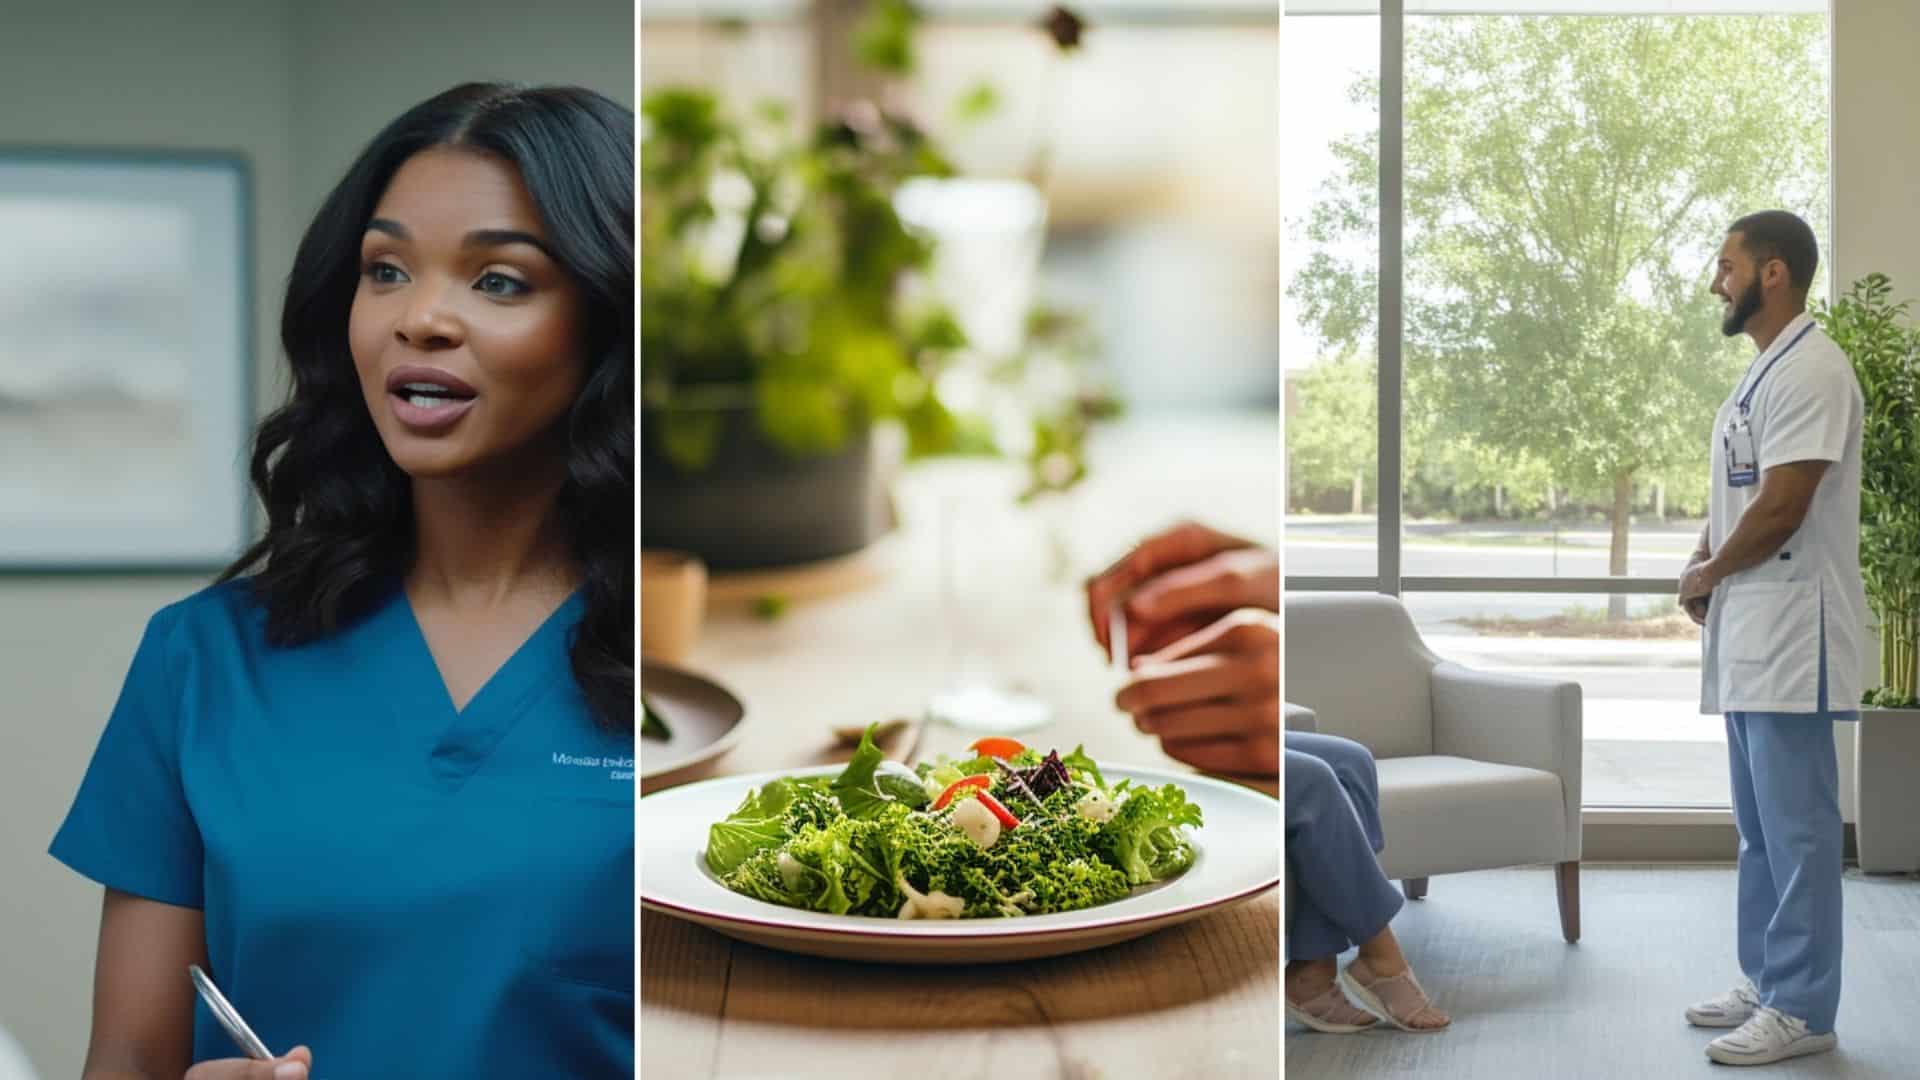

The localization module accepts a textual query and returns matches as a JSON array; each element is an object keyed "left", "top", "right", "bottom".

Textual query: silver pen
[{"left": 188, "top": 964, "right": 275, "bottom": 1061}]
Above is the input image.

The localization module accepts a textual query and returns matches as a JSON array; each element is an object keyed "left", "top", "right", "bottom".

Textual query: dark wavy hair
[{"left": 220, "top": 82, "right": 634, "bottom": 733}]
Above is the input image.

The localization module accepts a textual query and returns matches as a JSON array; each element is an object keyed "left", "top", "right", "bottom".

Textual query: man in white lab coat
[{"left": 1677, "top": 210, "right": 1864, "bottom": 1067}]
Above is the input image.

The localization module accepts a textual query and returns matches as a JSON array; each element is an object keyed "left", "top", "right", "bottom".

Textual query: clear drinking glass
[{"left": 919, "top": 462, "right": 1055, "bottom": 734}]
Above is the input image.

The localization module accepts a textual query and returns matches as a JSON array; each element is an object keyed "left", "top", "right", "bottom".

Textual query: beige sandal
[
  {"left": 1340, "top": 955, "right": 1451, "bottom": 1032},
  {"left": 1286, "top": 979, "right": 1381, "bottom": 1034}
]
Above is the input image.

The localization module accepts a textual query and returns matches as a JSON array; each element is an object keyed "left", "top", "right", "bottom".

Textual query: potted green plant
[
  {"left": 640, "top": 88, "right": 968, "bottom": 570},
  {"left": 640, "top": 5, "right": 1112, "bottom": 572},
  {"left": 1813, "top": 271, "right": 1920, "bottom": 872}
]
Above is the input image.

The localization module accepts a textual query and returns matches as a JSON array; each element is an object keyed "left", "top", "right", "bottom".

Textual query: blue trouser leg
[
  {"left": 1726, "top": 710, "right": 1843, "bottom": 1033},
  {"left": 1284, "top": 731, "right": 1386, "bottom": 853},
  {"left": 1286, "top": 749, "right": 1405, "bottom": 963},
  {"left": 1725, "top": 713, "right": 1779, "bottom": 994}
]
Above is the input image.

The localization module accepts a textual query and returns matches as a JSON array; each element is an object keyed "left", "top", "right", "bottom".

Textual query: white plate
[{"left": 639, "top": 764, "right": 1280, "bottom": 963}]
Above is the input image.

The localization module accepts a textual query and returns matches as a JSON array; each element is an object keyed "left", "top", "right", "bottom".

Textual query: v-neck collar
[{"left": 375, "top": 583, "right": 586, "bottom": 787}]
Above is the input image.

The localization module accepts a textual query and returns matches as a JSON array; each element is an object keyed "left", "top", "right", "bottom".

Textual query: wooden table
[{"left": 641, "top": 416, "right": 1281, "bottom": 1080}]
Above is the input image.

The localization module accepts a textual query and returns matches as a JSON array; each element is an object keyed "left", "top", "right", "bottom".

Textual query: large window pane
[
  {"left": 639, "top": 7, "right": 811, "bottom": 115},
  {"left": 1282, "top": 6, "right": 1834, "bottom": 811},
  {"left": 1400, "top": 592, "right": 1725, "bottom": 808},
  {"left": 1282, "top": 13, "right": 1379, "bottom": 581},
  {"left": 908, "top": 19, "right": 1280, "bottom": 414},
  {"left": 1395, "top": 12, "right": 1830, "bottom": 586}
]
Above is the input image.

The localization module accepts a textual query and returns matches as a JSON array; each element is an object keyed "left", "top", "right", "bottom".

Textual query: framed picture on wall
[{"left": 0, "top": 149, "right": 252, "bottom": 571}]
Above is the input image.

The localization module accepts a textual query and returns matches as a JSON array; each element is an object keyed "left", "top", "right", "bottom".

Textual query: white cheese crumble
[
  {"left": 895, "top": 875, "right": 966, "bottom": 919},
  {"left": 952, "top": 796, "right": 1003, "bottom": 849},
  {"left": 1076, "top": 789, "right": 1117, "bottom": 824}
]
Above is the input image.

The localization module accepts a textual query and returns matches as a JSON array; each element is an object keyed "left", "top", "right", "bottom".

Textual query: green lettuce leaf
[
  {"left": 706, "top": 818, "right": 787, "bottom": 875},
  {"left": 704, "top": 776, "right": 831, "bottom": 874},
  {"left": 1094, "top": 783, "right": 1204, "bottom": 885},
  {"left": 1062, "top": 744, "right": 1106, "bottom": 790},
  {"left": 873, "top": 761, "right": 931, "bottom": 808},
  {"left": 830, "top": 724, "right": 896, "bottom": 819},
  {"left": 725, "top": 809, "right": 908, "bottom": 915}
]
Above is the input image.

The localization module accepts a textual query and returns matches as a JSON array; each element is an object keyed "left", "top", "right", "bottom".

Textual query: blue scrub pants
[
  {"left": 1286, "top": 731, "right": 1404, "bottom": 963},
  {"left": 1726, "top": 715, "right": 1843, "bottom": 1033},
  {"left": 1724, "top": 619, "right": 1848, "bottom": 1033}
]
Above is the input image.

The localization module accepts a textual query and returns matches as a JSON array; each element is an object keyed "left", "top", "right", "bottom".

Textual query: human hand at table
[
  {"left": 1085, "top": 521, "right": 1277, "bottom": 659},
  {"left": 1115, "top": 608, "right": 1279, "bottom": 777},
  {"left": 184, "top": 1045, "right": 312, "bottom": 1080}
]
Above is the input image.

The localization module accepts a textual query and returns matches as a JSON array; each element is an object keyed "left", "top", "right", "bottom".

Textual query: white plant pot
[{"left": 1853, "top": 707, "right": 1920, "bottom": 873}]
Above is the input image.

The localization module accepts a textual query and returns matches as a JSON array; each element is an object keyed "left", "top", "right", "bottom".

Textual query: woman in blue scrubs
[{"left": 50, "top": 83, "right": 634, "bottom": 1080}]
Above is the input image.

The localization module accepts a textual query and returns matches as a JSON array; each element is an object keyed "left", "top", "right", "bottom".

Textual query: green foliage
[
  {"left": 952, "top": 81, "right": 1002, "bottom": 126},
  {"left": 641, "top": 81, "right": 1115, "bottom": 497},
  {"left": 829, "top": 723, "right": 898, "bottom": 820},
  {"left": 705, "top": 776, "right": 831, "bottom": 874},
  {"left": 1289, "top": 16, "right": 1828, "bottom": 548},
  {"left": 640, "top": 696, "right": 671, "bottom": 740},
  {"left": 1061, "top": 744, "right": 1106, "bottom": 790},
  {"left": 714, "top": 741, "right": 1197, "bottom": 918},
  {"left": 1814, "top": 273, "right": 1920, "bottom": 702},
  {"left": 1286, "top": 351, "right": 1376, "bottom": 506},
  {"left": 641, "top": 86, "right": 961, "bottom": 470},
  {"left": 854, "top": 0, "right": 919, "bottom": 76},
  {"left": 1092, "top": 782, "right": 1203, "bottom": 886}
]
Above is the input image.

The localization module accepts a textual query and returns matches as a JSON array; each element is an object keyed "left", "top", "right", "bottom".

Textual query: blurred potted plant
[
  {"left": 1814, "top": 271, "right": 1920, "bottom": 872},
  {"left": 641, "top": 3, "right": 1112, "bottom": 571},
  {"left": 640, "top": 87, "right": 967, "bottom": 570}
]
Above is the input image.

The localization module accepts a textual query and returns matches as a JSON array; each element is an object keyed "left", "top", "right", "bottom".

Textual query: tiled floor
[{"left": 1287, "top": 864, "right": 1920, "bottom": 1080}]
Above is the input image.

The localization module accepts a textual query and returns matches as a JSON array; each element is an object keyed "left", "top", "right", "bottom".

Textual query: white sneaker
[
  {"left": 1685, "top": 980, "right": 1761, "bottom": 1028},
  {"left": 1705, "top": 1007, "right": 1837, "bottom": 1066}
]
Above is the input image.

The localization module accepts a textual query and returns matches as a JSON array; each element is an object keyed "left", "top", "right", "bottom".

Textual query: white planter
[{"left": 1853, "top": 707, "right": 1920, "bottom": 873}]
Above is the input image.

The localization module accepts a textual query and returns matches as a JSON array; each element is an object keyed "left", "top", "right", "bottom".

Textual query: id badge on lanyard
[
  {"left": 1725, "top": 414, "right": 1758, "bottom": 487},
  {"left": 1724, "top": 321, "right": 1816, "bottom": 490}
]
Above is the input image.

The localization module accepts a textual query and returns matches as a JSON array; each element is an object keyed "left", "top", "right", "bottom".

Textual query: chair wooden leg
[
  {"left": 1556, "top": 860, "right": 1580, "bottom": 943},
  {"left": 1402, "top": 877, "right": 1428, "bottom": 900}
]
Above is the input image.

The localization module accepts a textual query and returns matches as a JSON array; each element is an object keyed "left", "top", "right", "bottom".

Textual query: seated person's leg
[
  {"left": 1287, "top": 750, "right": 1451, "bottom": 1032},
  {"left": 1285, "top": 730, "right": 1385, "bottom": 853},
  {"left": 1286, "top": 750, "right": 1404, "bottom": 957}
]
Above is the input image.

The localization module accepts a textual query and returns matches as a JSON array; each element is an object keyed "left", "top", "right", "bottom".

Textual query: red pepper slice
[
  {"left": 932, "top": 774, "right": 992, "bottom": 810},
  {"left": 974, "top": 791, "right": 1021, "bottom": 829},
  {"left": 968, "top": 737, "right": 1027, "bottom": 759}
]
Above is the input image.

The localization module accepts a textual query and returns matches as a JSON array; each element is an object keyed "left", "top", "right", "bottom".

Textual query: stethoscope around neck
[{"left": 1728, "top": 320, "right": 1817, "bottom": 428}]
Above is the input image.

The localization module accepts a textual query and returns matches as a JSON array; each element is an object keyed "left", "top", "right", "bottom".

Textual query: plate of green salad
[{"left": 638, "top": 725, "right": 1279, "bottom": 962}]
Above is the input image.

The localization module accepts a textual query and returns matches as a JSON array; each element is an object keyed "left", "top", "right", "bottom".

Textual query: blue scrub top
[{"left": 50, "top": 579, "right": 634, "bottom": 1077}]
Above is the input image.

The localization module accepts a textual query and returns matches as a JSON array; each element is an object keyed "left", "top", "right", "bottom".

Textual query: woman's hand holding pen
[{"left": 184, "top": 1045, "right": 312, "bottom": 1080}]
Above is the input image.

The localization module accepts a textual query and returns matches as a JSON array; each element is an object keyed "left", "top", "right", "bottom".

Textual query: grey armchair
[{"left": 1285, "top": 593, "right": 1584, "bottom": 943}]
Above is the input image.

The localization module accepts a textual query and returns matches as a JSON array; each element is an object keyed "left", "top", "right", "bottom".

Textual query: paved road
[
  {"left": 1284, "top": 517, "right": 1733, "bottom": 759},
  {"left": 1283, "top": 524, "right": 1729, "bottom": 796},
  {"left": 1286, "top": 535, "right": 1693, "bottom": 580}
]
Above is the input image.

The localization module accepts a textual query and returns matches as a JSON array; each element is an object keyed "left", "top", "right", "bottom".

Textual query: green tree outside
[{"left": 1289, "top": 14, "right": 1828, "bottom": 615}]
